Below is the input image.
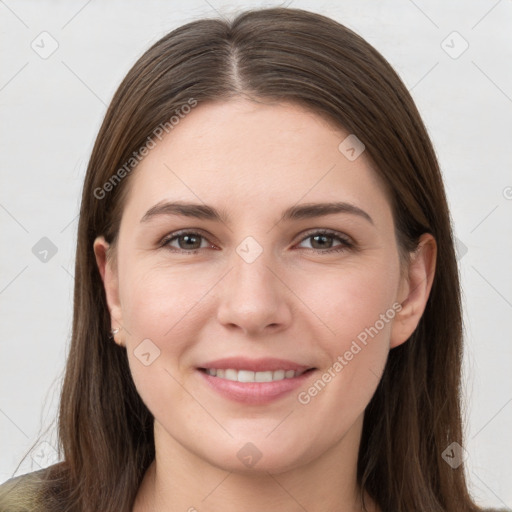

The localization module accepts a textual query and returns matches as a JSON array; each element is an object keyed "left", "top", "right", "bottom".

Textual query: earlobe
[
  {"left": 93, "top": 236, "right": 124, "bottom": 347},
  {"left": 390, "top": 233, "right": 437, "bottom": 349}
]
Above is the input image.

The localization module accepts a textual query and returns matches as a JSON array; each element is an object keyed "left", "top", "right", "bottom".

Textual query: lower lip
[{"left": 197, "top": 369, "right": 316, "bottom": 405}]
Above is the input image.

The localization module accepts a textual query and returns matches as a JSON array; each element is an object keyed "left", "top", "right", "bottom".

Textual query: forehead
[{"left": 121, "top": 99, "right": 393, "bottom": 226}]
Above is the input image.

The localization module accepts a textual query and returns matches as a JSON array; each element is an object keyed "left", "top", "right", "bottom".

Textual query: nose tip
[{"left": 215, "top": 255, "right": 292, "bottom": 336}]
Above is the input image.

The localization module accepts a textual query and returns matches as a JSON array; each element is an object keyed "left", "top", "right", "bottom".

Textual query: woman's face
[{"left": 95, "top": 99, "right": 433, "bottom": 474}]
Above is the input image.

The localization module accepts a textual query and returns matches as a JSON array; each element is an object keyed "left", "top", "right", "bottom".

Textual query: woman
[{"left": 0, "top": 7, "right": 504, "bottom": 512}]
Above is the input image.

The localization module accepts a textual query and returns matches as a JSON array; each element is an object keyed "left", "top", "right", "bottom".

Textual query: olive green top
[{"left": 0, "top": 469, "right": 49, "bottom": 512}]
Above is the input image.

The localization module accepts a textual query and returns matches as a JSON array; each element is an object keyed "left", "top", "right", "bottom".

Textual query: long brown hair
[{"left": 5, "top": 7, "right": 484, "bottom": 512}]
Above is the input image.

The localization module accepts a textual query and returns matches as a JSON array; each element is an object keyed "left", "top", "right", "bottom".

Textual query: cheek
[
  {"left": 292, "top": 259, "right": 399, "bottom": 408},
  {"left": 297, "top": 255, "right": 400, "bottom": 344},
  {"left": 116, "top": 261, "right": 199, "bottom": 386},
  {"left": 120, "top": 258, "right": 208, "bottom": 338},
  {"left": 120, "top": 273, "right": 193, "bottom": 418}
]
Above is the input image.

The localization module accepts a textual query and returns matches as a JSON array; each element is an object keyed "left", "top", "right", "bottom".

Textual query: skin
[{"left": 94, "top": 98, "right": 436, "bottom": 512}]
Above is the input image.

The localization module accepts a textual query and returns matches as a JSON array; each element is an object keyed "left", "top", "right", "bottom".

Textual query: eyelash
[{"left": 159, "top": 229, "right": 354, "bottom": 255}]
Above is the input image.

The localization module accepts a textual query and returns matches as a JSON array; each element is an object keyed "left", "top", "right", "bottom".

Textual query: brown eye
[
  {"left": 161, "top": 231, "right": 211, "bottom": 253},
  {"left": 297, "top": 230, "right": 353, "bottom": 253}
]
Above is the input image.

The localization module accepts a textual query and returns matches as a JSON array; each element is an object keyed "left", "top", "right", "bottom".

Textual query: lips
[
  {"left": 196, "top": 357, "right": 317, "bottom": 404},
  {"left": 197, "top": 356, "right": 314, "bottom": 373}
]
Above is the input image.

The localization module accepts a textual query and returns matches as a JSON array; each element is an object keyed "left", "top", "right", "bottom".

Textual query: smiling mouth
[{"left": 198, "top": 367, "right": 316, "bottom": 383}]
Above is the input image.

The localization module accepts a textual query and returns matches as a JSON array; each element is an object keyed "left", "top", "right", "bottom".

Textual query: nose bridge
[
  {"left": 233, "top": 244, "right": 275, "bottom": 293},
  {"left": 215, "top": 236, "right": 291, "bottom": 334}
]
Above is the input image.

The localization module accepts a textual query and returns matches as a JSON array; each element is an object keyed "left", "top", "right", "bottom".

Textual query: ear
[
  {"left": 390, "top": 233, "right": 437, "bottom": 349},
  {"left": 93, "top": 235, "right": 124, "bottom": 347}
]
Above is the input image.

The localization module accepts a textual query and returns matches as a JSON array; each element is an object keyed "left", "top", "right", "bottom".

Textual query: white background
[{"left": 0, "top": 0, "right": 511, "bottom": 509}]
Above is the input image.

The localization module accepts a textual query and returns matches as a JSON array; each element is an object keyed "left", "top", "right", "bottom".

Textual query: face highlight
[{"left": 94, "top": 99, "right": 428, "bottom": 477}]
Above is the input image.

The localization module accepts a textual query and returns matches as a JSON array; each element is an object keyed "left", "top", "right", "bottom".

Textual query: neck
[{"left": 133, "top": 414, "right": 378, "bottom": 512}]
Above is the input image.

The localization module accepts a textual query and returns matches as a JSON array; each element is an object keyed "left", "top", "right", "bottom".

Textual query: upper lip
[{"left": 198, "top": 357, "right": 314, "bottom": 373}]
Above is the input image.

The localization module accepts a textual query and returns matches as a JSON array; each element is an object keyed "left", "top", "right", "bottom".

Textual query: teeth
[
  {"left": 225, "top": 369, "right": 237, "bottom": 381},
  {"left": 204, "top": 368, "right": 304, "bottom": 382}
]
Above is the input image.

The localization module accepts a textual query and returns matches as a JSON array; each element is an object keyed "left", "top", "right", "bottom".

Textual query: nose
[{"left": 216, "top": 249, "right": 293, "bottom": 337}]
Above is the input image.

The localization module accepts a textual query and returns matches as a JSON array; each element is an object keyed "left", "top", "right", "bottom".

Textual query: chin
[{"left": 196, "top": 437, "right": 316, "bottom": 476}]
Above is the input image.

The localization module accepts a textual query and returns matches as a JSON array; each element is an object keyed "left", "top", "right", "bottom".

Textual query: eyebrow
[{"left": 140, "top": 200, "right": 374, "bottom": 225}]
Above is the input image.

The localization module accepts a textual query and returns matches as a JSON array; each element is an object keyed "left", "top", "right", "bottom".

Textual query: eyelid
[{"left": 295, "top": 228, "right": 353, "bottom": 244}]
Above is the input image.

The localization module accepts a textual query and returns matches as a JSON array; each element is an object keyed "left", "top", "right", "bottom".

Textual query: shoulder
[{"left": 0, "top": 467, "right": 52, "bottom": 512}]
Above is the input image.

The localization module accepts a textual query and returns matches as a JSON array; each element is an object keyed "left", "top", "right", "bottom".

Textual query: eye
[
  {"left": 296, "top": 230, "right": 354, "bottom": 254},
  {"left": 160, "top": 229, "right": 354, "bottom": 255},
  {"left": 160, "top": 230, "right": 215, "bottom": 253}
]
